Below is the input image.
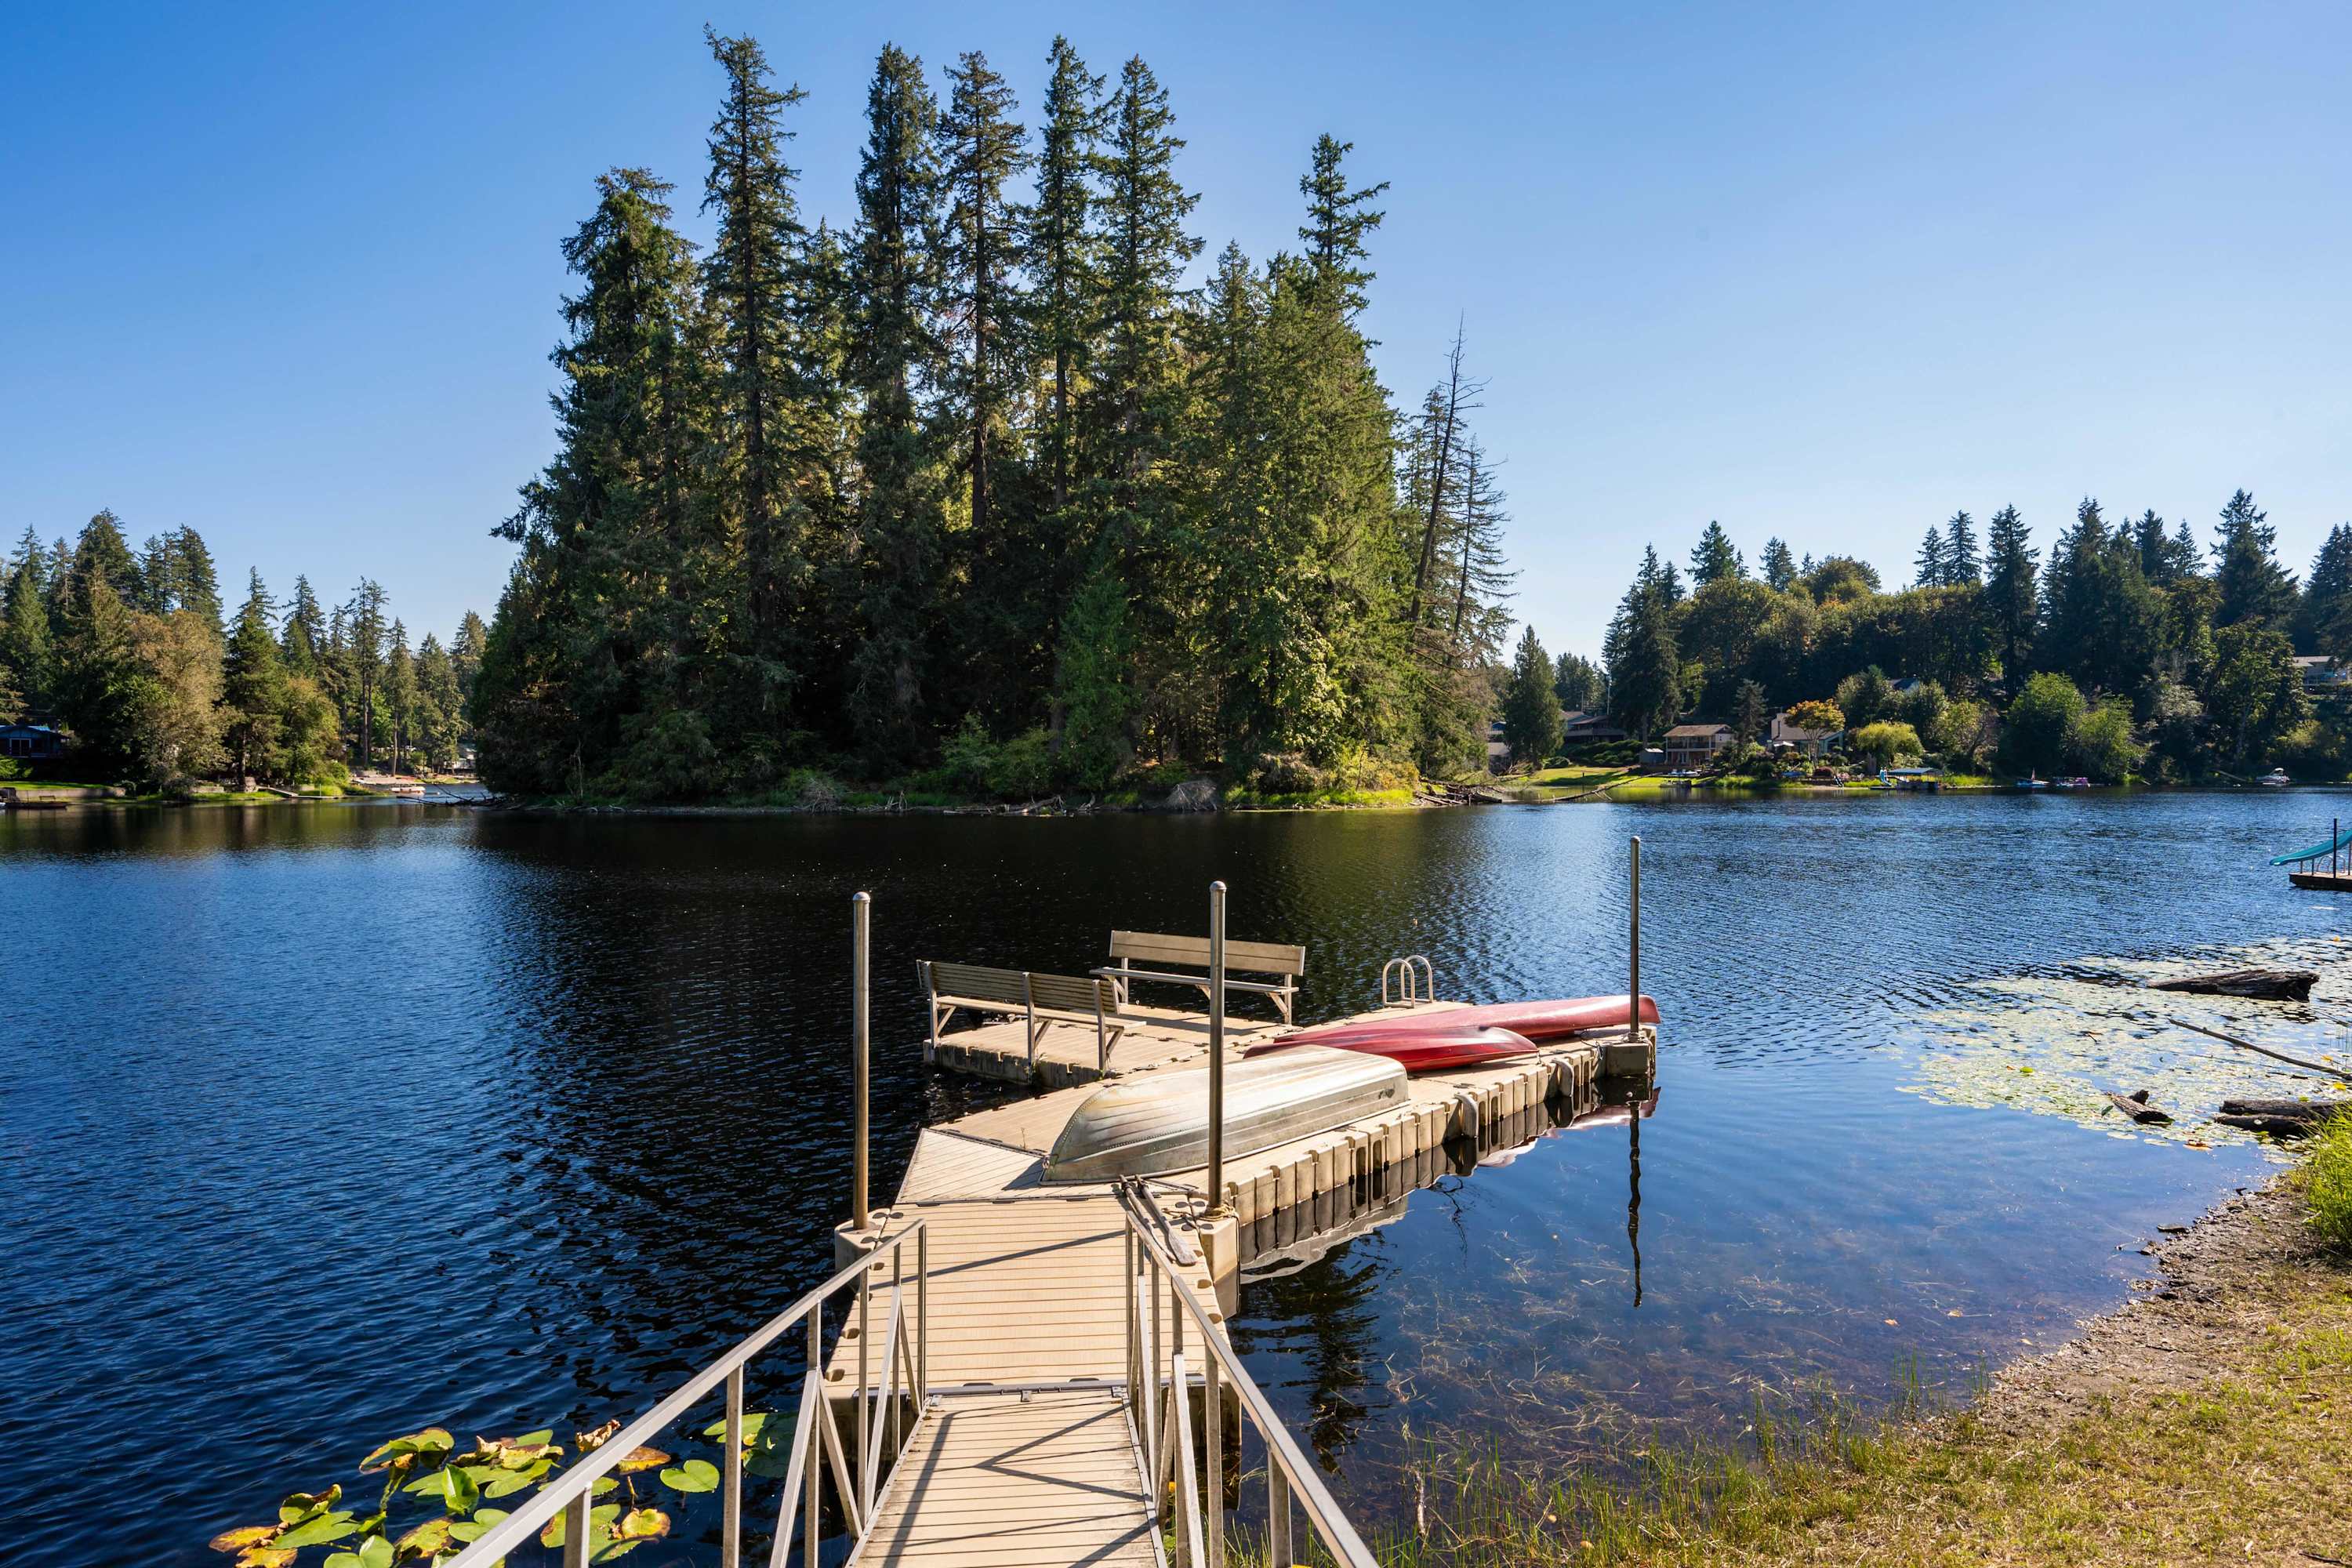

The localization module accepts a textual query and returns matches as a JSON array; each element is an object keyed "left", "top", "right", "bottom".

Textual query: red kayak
[
  {"left": 1263, "top": 995, "right": 1659, "bottom": 1053},
  {"left": 1245, "top": 1022, "right": 1542, "bottom": 1073}
]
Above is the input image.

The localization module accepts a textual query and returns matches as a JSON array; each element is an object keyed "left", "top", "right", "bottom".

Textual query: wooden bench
[
  {"left": 1096, "top": 931, "right": 1307, "bottom": 1025},
  {"left": 917, "top": 960, "right": 1128, "bottom": 1072}
]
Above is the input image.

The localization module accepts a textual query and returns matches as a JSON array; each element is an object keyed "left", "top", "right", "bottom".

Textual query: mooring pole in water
[
  {"left": 1207, "top": 880, "right": 1229, "bottom": 1215},
  {"left": 1628, "top": 836, "right": 1642, "bottom": 1039},
  {"left": 851, "top": 889, "right": 871, "bottom": 1233}
]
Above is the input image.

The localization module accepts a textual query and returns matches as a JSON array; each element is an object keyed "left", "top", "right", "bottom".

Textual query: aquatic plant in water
[
  {"left": 207, "top": 1405, "right": 800, "bottom": 1565},
  {"left": 1896, "top": 935, "right": 2352, "bottom": 1158}
]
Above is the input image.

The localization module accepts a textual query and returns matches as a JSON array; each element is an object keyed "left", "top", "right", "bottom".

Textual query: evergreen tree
[
  {"left": 702, "top": 27, "right": 810, "bottom": 680},
  {"left": 2042, "top": 499, "right": 2159, "bottom": 697},
  {"left": 222, "top": 569, "right": 288, "bottom": 782},
  {"left": 1553, "top": 651, "right": 1604, "bottom": 711},
  {"left": 1914, "top": 523, "right": 1947, "bottom": 588},
  {"left": 452, "top": 610, "right": 488, "bottom": 712},
  {"left": 1943, "top": 510, "right": 1981, "bottom": 586},
  {"left": 415, "top": 633, "right": 464, "bottom": 772},
  {"left": 1983, "top": 504, "right": 2038, "bottom": 685},
  {"left": 73, "top": 510, "right": 143, "bottom": 606},
  {"left": 2300, "top": 523, "right": 2352, "bottom": 658},
  {"left": 1605, "top": 560, "right": 1682, "bottom": 739},
  {"left": 1759, "top": 537, "right": 1797, "bottom": 591},
  {"left": 2, "top": 536, "right": 53, "bottom": 715},
  {"left": 345, "top": 580, "right": 388, "bottom": 770},
  {"left": 125, "top": 608, "right": 225, "bottom": 784},
  {"left": 56, "top": 561, "right": 143, "bottom": 774},
  {"left": 1297, "top": 132, "right": 1386, "bottom": 317},
  {"left": 2134, "top": 509, "right": 2176, "bottom": 585},
  {"left": 385, "top": 620, "right": 420, "bottom": 773},
  {"left": 280, "top": 575, "right": 325, "bottom": 677},
  {"left": 935, "top": 49, "right": 1038, "bottom": 722},
  {"left": 1085, "top": 56, "right": 1200, "bottom": 508},
  {"left": 1026, "top": 37, "right": 1105, "bottom": 512},
  {"left": 1733, "top": 679, "right": 1767, "bottom": 745},
  {"left": 1500, "top": 626, "right": 1561, "bottom": 767},
  {"left": 140, "top": 526, "right": 223, "bottom": 630},
  {"left": 1403, "top": 327, "right": 1482, "bottom": 627},
  {"left": 1690, "top": 521, "right": 1743, "bottom": 586},
  {"left": 2212, "top": 488, "right": 2298, "bottom": 629},
  {"left": 844, "top": 43, "right": 947, "bottom": 766}
]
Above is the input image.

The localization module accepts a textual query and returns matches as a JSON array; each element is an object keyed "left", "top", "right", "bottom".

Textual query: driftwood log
[
  {"left": 2148, "top": 968, "right": 2319, "bottom": 1001},
  {"left": 2103, "top": 1088, "right": 2173, "bottom": 1124}
]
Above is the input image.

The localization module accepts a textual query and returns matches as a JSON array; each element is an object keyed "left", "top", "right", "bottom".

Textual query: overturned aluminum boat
[{"left": 1044, "top": 1047, "right": 1406, "bottom": 1183}]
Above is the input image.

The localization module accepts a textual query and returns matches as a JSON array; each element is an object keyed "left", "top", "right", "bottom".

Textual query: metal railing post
[
  {"left": 916, "top": 1223, "right": 928, "bottom": 1399},
  {"left": 804, "top": 1312, "right": 822, "bottom": 1567},
  {"left": 856, "top": 1266, "right": 871, "bottom": 1520},
  {"left": 1203, "top": 1350, "right": 1224, "bottom": 1568},
  {"left": 1269, "top": 1463, "right": 1292, "bottom": 1563},
  {"left": 1628, "top": 836, "right": 1642, "bottom": 1039},
  {"left": 851, "top": 891, "right": 871, "bottom": 1232},
  {"left": 721, "top": 1366, "right": 743, "bottom": 1568},
  {"left": 1207, "top": 880, "right": 1228, "bottom": 1214}
]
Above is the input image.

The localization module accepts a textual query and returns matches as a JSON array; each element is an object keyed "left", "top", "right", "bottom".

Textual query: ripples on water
[{"left": 2, "top": 792, "right": 2344, "bottom": 1562}]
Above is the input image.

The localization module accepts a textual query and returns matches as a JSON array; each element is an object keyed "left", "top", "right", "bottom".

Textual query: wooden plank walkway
[{"left": 855, "top": 1388, "right": 1156, "bottom": 1566}]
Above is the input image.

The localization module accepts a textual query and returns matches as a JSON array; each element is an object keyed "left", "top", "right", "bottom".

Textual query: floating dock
[{"left": 819, "top": 999, "right": 1655, "bottom": 1566}]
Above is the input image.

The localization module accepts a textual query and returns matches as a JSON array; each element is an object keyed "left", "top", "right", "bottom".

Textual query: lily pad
[
  {"left": 322, "top": 1537, "right": 393, "bottom": 1568},
  {"left": 613, "top": 1446, "right": 670, "bottom": 1474},
  {"left": 658, "top": 1459, "right": 719, "bottom": 1494},
  {"left": 209, "top": 1526, "right": 280, "bottom": 1553},
  {"left": 447, "top": 1508, "right": 510, "bottom": 1544},
  {"left": 270, "top": 1510, "right": 358, "bottom": 1549}
]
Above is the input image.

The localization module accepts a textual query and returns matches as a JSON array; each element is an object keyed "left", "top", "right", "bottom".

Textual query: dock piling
[
  {"left": 1628, "top": 836, "right": 1642, "bottom": 1039},
  {"left": 852, "top": 890, "right": 871, "bottom": 1232},
  {"left": 1208, "top": 880, "right": 1229, "bottom": 1216}
]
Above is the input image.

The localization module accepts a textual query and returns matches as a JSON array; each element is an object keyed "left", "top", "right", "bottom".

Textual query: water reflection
[{"left": 2, "top": 790, "right": 2339, "bottom": 1563}]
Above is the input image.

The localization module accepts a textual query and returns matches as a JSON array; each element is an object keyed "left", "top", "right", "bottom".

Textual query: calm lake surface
[{"left": 6, "top": 791, "right": 2347, "bottom": 1563}]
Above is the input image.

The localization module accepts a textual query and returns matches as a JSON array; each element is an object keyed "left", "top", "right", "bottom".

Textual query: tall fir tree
[
  {"left": 1500, "top": 626, "right": 1561, "bottom": 767},
  {"left": 280, "top": 575, "right": 325, "bottom": 677},
  {"left": 844, "top": 44, "right": 947, "bottom": 766},
  {"left": 1983, "top": 504, "right": 2038, "bottom": 688},
  {"left": 2296, "top": 522, "right": 2352, "bottom": 657},
  {"left": 1689, "top": 521, "right": 1743, "bottom": 586},
  {"left": 221, "top": 569, "right": 288, "bottom": 782},
  {"left": 1297, "top": 132, "right": 1386, "bottom": 317},
  {"left": 1943, "top": 510, "right": 1981, "bottom": 586},
  {"left": 1759, "top": 536, "right": 1797, "bottom": 591},
  {"left": 702, "top": 27, "right": 810, "bottom": 689},
  {"left": 1914, "top": 523, "right": 1947, "bottom": 588},
  {"left": 2212, "top": 488, "right": 2298, "bottom": 629},
  {"left": 1026, "top": 37, "right": 1105, "bottom": 514}
]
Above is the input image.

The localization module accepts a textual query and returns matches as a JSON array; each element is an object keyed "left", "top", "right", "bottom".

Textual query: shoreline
[{"left": 1370, "top": 1168, "right": 2351, "bottom": 1567}]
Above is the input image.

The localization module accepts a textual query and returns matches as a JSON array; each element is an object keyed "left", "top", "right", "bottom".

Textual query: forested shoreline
[
  {"left": 469, "top": 30, "right": 1517, "bottom": 802},
  {"left": 0, "top": 512, "right": 483, "bottom": 790},
  {"left": 1497, "top": 495, "right": 2351, "bottom": 783}
]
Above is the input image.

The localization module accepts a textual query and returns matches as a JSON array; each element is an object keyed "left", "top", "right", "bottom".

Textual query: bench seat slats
[
  {"left": 919, "top": 960, "right": 1126, "bottom": 1073},
  {"left": 1108, "top": 931, "right": 1305, "bottom": 975}
]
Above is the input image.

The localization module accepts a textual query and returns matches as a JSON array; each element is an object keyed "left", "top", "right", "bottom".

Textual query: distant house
[
  {"left": 1561, "top": 710, "right": 1628, "bottom": 743},
  {"left": 0, "top": 723, "right": 65, "bottom": 762},
  {"left": 1662, "top": 723, "right": 1734, "bottom": 772},
  {"left": 2294, "top": 655, "right": 2350, "bottom": 691},
  {"left": 1769, "top": 710, "right": 1841, "bottom": 758}
]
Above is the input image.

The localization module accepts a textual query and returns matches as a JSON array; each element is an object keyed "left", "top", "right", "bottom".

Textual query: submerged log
[
  {"left": 2217, "top": 1098, "right": 2348, "bottom": 1123},
  {"left": 2103, "top": 1088, "right": 2173, "bottom": 1124},
  {"left": 2148, "top": 968, "right": 2319, "bottom": 1001},
  {"left": 2215, "top": 1112, "right": 2325, "bottom": 1138}
]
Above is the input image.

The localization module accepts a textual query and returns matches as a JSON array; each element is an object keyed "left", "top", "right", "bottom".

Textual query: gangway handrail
[
  {"left": 1116, "top": 1181, "right": 1377, "bottom": 1568},
  {"left": 448, "top": 1218, "right": 927, "bottom": 1568}
]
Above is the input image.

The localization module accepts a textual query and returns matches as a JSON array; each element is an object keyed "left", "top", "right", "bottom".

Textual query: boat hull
[
  {"left": 1265, "top": 996, "right": 1659, "bottom": 1052},
  {"left": 1044, "top": 1047, "right": 1406, "bottom": 1183},
  {"left": 1247, "top": 1023, "right": 1541, "bottom": 1073}
]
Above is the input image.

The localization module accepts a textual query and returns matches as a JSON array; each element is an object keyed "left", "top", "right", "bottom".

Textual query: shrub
[
  {"left": 1243, "top": 751, "right": 1326, "bottom": 794},
  {"left": 1847, "top": 720, "right": 1922, "bottom": 771},
  {"left": 2067, "top": 696, "right": 2144, "bottom": 782},
  {"left": 2003, "top": 671, "right": 2084, "bottom": 776},
  {"left": 985, "top": 727, "right": 1054, "bottom": 799},
  {"left": 2307, "top": 1112, "right": 2352, "bottom": 1251}
]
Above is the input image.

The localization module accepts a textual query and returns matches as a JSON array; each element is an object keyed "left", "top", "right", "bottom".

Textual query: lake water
[{"left": 5, "top": 792, "right": 2347, "bottom": 1563}]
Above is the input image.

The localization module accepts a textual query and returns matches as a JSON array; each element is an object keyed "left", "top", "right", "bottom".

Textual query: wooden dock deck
[{"left": 819, "top": 1000, "right": 1656, "bottom": 1566}]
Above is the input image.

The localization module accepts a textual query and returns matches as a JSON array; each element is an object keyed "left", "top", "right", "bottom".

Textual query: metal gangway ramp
[{"left": 445, "top": 1180, "right": 1372, "bottom": 1568}]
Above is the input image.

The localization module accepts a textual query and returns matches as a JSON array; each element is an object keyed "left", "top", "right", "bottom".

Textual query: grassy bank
[{"left": 1240, "top": 1145, "right": 2352, "bottom": 1567}]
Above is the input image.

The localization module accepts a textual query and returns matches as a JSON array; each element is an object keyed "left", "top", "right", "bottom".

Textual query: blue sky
[{"left": 5, "top": 2, "right": 2349, "bottom": 655}]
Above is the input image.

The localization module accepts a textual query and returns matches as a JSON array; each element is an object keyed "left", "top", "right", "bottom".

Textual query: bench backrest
[
  {"left": 1108, "top": 930, "right": 1306, "bottom": 978},
  {"left": 924, "top": 961, "right": 1117, "bottom": 1015}
]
